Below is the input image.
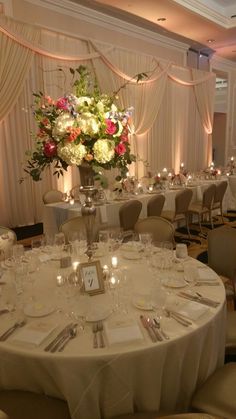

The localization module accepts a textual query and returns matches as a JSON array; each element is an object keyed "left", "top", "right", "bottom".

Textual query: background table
[
  {"left": 43, "top": 179, "right": 229, "bottom": 237},
  {"left": 0, "top": 249, "right": 226, "bottom": 419}
]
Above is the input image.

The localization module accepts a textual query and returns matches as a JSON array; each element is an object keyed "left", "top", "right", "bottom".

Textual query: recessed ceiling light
[
  {"left": 207, "top": 39, "right": 215, "bottom": 43},
  {"left": 157, "top": 18, "right": 166, "bottom": 22}
]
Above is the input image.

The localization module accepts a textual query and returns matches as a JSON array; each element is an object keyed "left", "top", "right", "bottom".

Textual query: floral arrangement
[{"left": 23, "top": 65, "right": 140, "bottom": 182}]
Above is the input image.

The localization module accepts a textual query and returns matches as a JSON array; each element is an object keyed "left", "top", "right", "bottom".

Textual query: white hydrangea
[
  {"left": 57, "top": 142, "right": 86, "bottom": 165},
  {"left": 52, "top": 113, "right": 75, "bottom": 137},
  {"left": 93, "top": 139, "right": 115, "bottom": 164},
  {"left": 77, "top": 112, "right": 100, "bottom": 136},
  {"left": 75, "top": 96, "right": 93, "bottom": 107},
  {"left": 96, "top": 100, "right": 105, "bottom": 113}
]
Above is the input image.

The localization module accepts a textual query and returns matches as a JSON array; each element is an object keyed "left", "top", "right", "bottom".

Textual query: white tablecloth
[{"left": 0, "top": 249, "right": 226, "bottom": 419}]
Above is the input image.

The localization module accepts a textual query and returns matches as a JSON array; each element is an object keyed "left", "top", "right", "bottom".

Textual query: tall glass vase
[{"left": 78, "top": 164, "right": 97, "bottom": 260}]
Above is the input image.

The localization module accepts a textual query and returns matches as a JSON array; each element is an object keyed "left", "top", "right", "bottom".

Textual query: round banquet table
[{"left": 0, "top": 246, "right": 226, "bottom": 419}]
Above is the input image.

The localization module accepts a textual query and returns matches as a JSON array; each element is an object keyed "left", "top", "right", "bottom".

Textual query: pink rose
[
  {"left": 120, "top": 133, "right": 128, "bottom": 142},
  {"left": 105, "top": 119, "right": 117, "bottom": 135},
  {"left": 115, "top": 142, "right": 126, "bottom": 155},
  {"left": 43, "top": 141, "right": 57, "bottom": 157},
  {"left": 56, "top": 97, "right": 69, "bottom": 110}
]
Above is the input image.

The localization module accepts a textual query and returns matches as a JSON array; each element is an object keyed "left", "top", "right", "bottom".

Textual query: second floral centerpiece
[{"left": 24, "top": 65, "right": 136, "bottom": 183}]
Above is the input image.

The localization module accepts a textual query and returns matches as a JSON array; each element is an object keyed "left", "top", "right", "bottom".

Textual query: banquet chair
[
  {"left": 119, "top": 200, "right": 142, "bottom": 231},
  {"left": 188, "top": 184, "right": 216, "bottom": 234},
  {"left": 70, "top": 184, "right": 81, "bottom": 202},
  {"left": 212, "top": 180, "right": 228, "bottom": 224},
  {"left": 161, "top": 188, "right": 193, "bottom": 237},
  {"left": 0, "top": 409, "right": 7, "bottom": 419},
  {"left": 208, "top": 224, "right": 236, "bottom": 305},
  {"left": 59, "top": 216, "right": 87, "bottom": 243},
  {"left": 112, "top": 412, "right": 221, "bottom": 418},
  {"left": 147, "top": 194, "right": 165, "bottom": 217},
  {"left": 42, "top": 189, "right": 64, "bottom": 204},
  {"left": 134, "top": 216, "right": 175, "bottom": 245},
  {"left": 0, "top": 226, "right": 17, "bottom": 261},
  {"left": 0, "top": 390, "right": 71, "bottom": 419},
  {"left": 191, "top": 362, "right": 236, "bottom": 419}
]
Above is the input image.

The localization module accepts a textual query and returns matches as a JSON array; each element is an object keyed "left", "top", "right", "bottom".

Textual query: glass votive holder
[{"left": 111, "top": 256, "right": 118, "bottom": 269}]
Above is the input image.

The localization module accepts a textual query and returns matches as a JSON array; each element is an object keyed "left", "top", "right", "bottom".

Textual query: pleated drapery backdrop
[{"left": 0, "top": 15, "right": 216, "bottom": 227}]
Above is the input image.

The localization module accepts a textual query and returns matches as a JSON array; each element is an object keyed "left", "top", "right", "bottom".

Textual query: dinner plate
[
  {"left": 121, "top": 251, "right": 140, "bottom": 260},
  {"left": 132, "top": 295, "right": 153, "bottom": 311},
  {"left": 24, "top": 303, "right": 56, "bottom": 318},
  {"left": 86, "top": 308, "right": 112, "bottom": 322},
  {"left": 162, "top": 277, "right": 187, "bottom": 289}
]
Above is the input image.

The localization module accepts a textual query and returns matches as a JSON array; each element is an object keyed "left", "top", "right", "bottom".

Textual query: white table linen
[{"left": 0, "top": 249, "right": 226, "bottom": 419}]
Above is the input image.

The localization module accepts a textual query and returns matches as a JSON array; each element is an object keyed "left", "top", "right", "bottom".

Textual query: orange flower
[{"left": 84, "top": 154, "right": 93, "bottom": 162}]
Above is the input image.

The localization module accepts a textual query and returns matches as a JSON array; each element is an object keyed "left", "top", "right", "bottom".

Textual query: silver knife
[
  {"left": 44, "top": 323, "right": 74, "bottom": 352},
  {"left": 140, "top": 315, "right": 157, "bottom": 342}
]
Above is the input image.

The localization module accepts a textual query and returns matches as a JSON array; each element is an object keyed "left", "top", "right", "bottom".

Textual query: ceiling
[{"left": 71, "top": 0, "right": 236, "bottom": 63}]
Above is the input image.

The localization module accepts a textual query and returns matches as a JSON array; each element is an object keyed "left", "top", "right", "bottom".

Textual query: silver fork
[
  {"left": 97, "top": 321, "right": 105, "bottom": 348},
  {"left": 92, "top": 323, "right": 98, "bottom": 349}
]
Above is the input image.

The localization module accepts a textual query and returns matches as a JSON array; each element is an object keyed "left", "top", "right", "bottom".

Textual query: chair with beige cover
[
  {"left": 0, "top": 227, "right": 17, "bottom": 261},
  {"left": 134, "top": 216, "right": 175, "bottom": 245},
  {"left": 188, "top": 184, "right": 216, "bottom": 233},
  {"left": 0, "top": 390, "right": 71, "bottom": 419},
  {"left": 191, "top": 362, "right": 236, "bottom": 419},
  {"left": 112, "top": 412, "right": 221, "bottom": 418},
  {"left": 212, "top": 180, "right": 228, "bottom": 223},
  {"left": 59, "top": 216, "right": 87, "bottom": 243},
  {"left": 147, "top": 194, "right": 165, "bottom": 217},
  {"left": 161, "top": 188, "right": 193, "bottom": 237},
  {"left": 70, "top": 184, "right": 81, "bottom": 202},
  {"left": 0, "top": 409, "right": 8, "bottom": 419},
  {"left": 43, "top": 189, "right": 64, "bottom": 204},
  {"left": 119, "top": 200, "right": 142, "bottom": 231}
]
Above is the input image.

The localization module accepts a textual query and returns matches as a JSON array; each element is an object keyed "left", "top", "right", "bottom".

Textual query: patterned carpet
[{"left": 175, "top": 210, "right": 236, "bottom": 263}]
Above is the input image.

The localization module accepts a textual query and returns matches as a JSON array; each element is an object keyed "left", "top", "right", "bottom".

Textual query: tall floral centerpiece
[
  {"left": 24, "top": 65, "right": 142, "bottom": 258},
  {"left": 24, "top": 65, "right": 136, "bottom": 184}
]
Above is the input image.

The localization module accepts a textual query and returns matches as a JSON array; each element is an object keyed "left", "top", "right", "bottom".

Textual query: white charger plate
[
  {"left": 24, "top": 302, "right": 55, "bottom": 318},
  {"left": 85, "top": 308, "right": 112, "bottom": 322}
]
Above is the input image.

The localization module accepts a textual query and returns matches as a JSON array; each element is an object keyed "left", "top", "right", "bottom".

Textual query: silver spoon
[
  {"left": 58, "top": 325, "right": 77, "bottom": 352},
  {"left": 153, "top": 317, "right": 170, "bottom": 340}
]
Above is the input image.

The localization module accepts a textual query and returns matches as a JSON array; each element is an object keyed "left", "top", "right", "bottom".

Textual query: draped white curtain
[{"left": 0, "top": 15, "right": 216, "bottom": 227}]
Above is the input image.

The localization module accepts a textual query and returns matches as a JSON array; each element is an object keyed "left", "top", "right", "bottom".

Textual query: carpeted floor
[{"left": 175, "top": 210, "right": 236, "bottom": 263}]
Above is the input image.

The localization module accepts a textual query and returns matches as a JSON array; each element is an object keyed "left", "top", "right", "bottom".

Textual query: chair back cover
[
  {"left": 202, "top": 184, "right": 216, "bottom": 209},
  {"left": 59, "top": 216, "right": 86, "bottom": 242},
  {"left": 213, "top": 180, "right": 228, "bottom": 205},
  {"left": 119, "top": 200, "right": 142, "bottom": 231},
  {"left": 208, "top": 225, "right": 236, "bottom": 281},
  {"left": 43, "top": 189, "right": 63, "bottom": 204},
  {"left": 134, "top": 216, "right": 175, "bottom": 244},
  {"left": 175, "top": 188, "right": 193, "bottom": 216},
  {"left": 147, "top": 194, "right": 165, "bottom": 217}
]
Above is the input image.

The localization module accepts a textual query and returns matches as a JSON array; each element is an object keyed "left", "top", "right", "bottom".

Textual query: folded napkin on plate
[
  {"left": 197, "top": 268, "right": 218, "bottom": 282},
  {"left": 99, "top": 206, "right": 108, "bottom": 224},
  {"left": 104, "top": 316, "right": 143, "bottom": 345},
  {"left": 166, "top": 300, "right": 209, "bottom": 321},
  {"left": 12, "top": 321, "right": 57, "bottom": 346}
]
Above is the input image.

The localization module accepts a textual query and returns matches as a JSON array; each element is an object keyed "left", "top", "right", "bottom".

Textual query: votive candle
[{"left": 111, "top": 256, "right": 118, "bottom": 269}]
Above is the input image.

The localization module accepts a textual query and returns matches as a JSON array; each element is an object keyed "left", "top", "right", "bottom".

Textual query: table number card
[{"left": 78, "top": 260, "right": 104, "bottom": 295}]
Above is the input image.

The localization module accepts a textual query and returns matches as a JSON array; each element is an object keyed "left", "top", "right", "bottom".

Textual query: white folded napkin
[
  {"left": 104, "top": 316, "right": 143, "bottom": 345},
  {"left": 166, "top": 298, "right": 209, "bottom": 321},
  {"left": 12, "top": 321, "right": 57, "bottom": 346},
  {"left": 99, "top": 206, "right": 108, "bottom": 223},
  {"left": 197, "top": 267, "right": 218, "bottom": 282}
]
